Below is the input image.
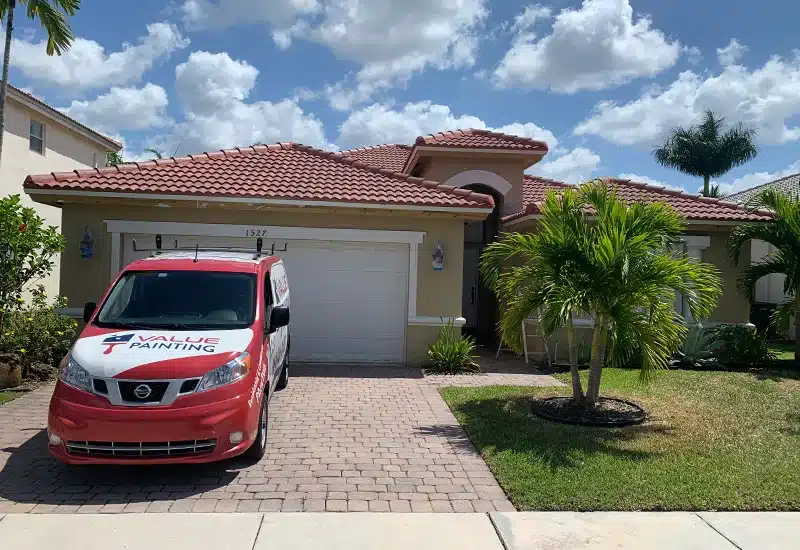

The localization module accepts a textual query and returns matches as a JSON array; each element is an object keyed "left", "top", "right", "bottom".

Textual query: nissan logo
[{"left": 133, "top": 384, "right": 152, "bottom": 399}]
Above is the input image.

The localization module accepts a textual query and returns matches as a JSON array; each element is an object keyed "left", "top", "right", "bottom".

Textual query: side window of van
[{"left": 271, "top": 263, "right": 288, "bottom": 306}]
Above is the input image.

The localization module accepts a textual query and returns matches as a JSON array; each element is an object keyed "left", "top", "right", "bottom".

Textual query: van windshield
[{"left": 95, "top": 271, "right": 257, "bottom": 330}]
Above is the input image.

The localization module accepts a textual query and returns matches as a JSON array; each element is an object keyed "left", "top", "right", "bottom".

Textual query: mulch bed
[{"left": 531, "top": 396, "right": 647, "bottom": 427}]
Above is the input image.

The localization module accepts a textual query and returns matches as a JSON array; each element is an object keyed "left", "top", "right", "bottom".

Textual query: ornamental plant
[
  {"left": 481, "top": 180, "right": 722, "bottom": 408},
  {"left": 0, "top": 284, "right": 77, "bottom": 379},
  {"left": 0, "top": 194, "right": 65, "bottom": 335}
]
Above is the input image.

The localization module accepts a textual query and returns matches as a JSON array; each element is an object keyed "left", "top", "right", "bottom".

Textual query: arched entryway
[{"left": 462, "top": 184, "right": 502, "bottom": 346}]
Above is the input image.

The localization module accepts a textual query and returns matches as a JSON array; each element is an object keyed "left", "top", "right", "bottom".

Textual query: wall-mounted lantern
[
  {"left": 432, "top": 240, "right": 444, "bottom": 271},
  {"left": 80, "top": 226, "right": 95, "bottom": 259}
]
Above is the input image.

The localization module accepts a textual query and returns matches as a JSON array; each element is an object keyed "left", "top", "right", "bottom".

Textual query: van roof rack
[{"left": 131, "top": 235, "right": 287, "bottom": 261}]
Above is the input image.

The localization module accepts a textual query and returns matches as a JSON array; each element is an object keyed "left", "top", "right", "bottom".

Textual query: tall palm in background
[
  {"left": 729, "top": 189, "right": 800, "bottom": 359},
  {"left": 481, "top": 181, "right": 721, "bottom": 407},
  {"left": 0, "top": 0, "right": 80, "bottom": 164},
  {"left": 653, "top": 110, "right": 759, "bottom": 197}
]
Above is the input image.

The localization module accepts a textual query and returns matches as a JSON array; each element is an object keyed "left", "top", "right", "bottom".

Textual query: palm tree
[
  {"left": 653, "top": 110, "right": 759, "bottom": 197},
  {"left": 144, "top": 147, "right": 163, "bottom": 160},
  {"left": 729, "top": 189, "right": 800, "bottom": 359},
  {"left": 481, "top": 180, "right": 721, "bottom": 407},
  {"left": 0, "top": 0, "right": 80, "bottom": 164}
]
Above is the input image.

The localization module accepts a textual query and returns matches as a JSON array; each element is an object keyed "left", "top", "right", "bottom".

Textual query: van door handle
[{"left": 471, "top": 287, "right": 476, "bottom": 304}]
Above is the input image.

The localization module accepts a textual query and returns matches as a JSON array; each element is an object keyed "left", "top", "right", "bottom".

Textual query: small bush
[
  {"left": 426, "top": 320, "right": 479, "bottom": 374},
  {"left": 709, "top": 323, "right": 775, "bottom": 368},
  {"left": 671, "top": 325, "right": 722, "bottom": 370},
  {"left": 0, "top": 286, "right": 77, "bottom": 381}
]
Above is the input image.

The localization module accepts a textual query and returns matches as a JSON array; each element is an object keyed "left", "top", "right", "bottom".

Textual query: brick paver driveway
[{"left": 0, "top": 365, "right": 532, "bottom": 514}]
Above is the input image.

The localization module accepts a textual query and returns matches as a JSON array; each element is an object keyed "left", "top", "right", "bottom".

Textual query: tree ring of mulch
[{"left": 531, "top": 396, "right": 647, "bottom": 427}]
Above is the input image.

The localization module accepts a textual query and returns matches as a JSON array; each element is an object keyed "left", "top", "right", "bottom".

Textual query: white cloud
[
  {"left": 62, "top": 84, "right": 170, "bottom": 133},
  {"left": 510, "top": 4, "right": 552, "bottom": 34},
  {"left": 175, "top": 50, "right": 258, "bottom": 116},
  {"left": 716, "top": 161, "right": 800, "bottom": 196},
  {"left": 494, "top": 0, "right": 680, "bottom": 93},
  {"left": 173, "top": 51, "right": 330, "bottom": 153},
  {"left": 617, "top": 172, "right": 685, "bottom": 192},
  {"left": 336, "top": 101, "right": 557, "bottom": 150},
  {"left": 181, "top": 0, "right": 320, "bottom": 29},
  {"left": 9, "top": 22, "right": 189, "bottom": 90},
  {"left": 532, "top": 148, "right": 601, "bottom": 184},
  {"left": 717, "top": 38, "right": 747, "bottom": 66},
  {"left": 181, "top": 0, "right": 488, "bottom": 109},
  {"left": 683, "top": 45, "right": 703, "bottom": 66},
  {"left": 617, "top": 173, "right": 665, "bottom": 186},
  {"left": 574, "top": 51, "right": 800, "bottom": 146}
]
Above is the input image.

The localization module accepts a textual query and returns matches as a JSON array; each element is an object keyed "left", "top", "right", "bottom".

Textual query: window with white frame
[{"left": 29, "top": 120, "right": 45, "bottom": 154}]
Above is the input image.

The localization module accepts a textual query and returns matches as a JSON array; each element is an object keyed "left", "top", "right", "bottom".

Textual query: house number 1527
[{"left": 245, "top": 229, "right": 268, "bottom": 237}]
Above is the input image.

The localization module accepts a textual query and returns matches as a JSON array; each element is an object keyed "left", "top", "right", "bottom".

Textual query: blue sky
[{"left": 6, "top": 0, "right": 800, "bottom": 195}]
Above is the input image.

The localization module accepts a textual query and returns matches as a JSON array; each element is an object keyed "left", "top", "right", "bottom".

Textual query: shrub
[
  {"left": 0, "top": 194, "right": 65, "bottom": 334},
  {"left": 671, "top": 325, "right": 722, "bottom": 370},
  {"left": 709, "top": 323, "right": 775, "bottom": 368},
  {"left": 0, "top": 286, "right": 77, "bottom": 381},
  {"left": 426, "top": 320, "right": 479, "bottom": 374}
]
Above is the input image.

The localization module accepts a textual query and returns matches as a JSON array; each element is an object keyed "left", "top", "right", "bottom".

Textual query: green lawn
[
  {"left": 0, "top": 391, "right": 19, "bottom": 404},
  {"left": 770, "top": 343, "right": 795, "bottom": 361},
  {"left": 441, "top": 368, "right": 800, "bottom": 511}
]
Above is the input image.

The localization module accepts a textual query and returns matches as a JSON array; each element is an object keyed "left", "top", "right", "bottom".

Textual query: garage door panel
[{"left": 123, "top": 235, "right": 408, "bottom": 364}]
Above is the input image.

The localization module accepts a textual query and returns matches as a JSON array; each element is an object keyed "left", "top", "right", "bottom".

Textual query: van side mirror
[
  {"left": 83, "top": 302, "right": 97, "bottom": 323},
  {"left": 269, "top": 306, "right": 290, "bottom": 331}
]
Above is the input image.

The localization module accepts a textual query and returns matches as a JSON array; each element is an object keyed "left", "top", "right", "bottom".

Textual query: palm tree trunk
[
  {"left": 566, "top": 315, "right": 584, "bottom": 404},
  {"left": 585, "top": 315, "right": 608, "bottom": 406},
  {"left": 703, "top": 175, "right": 710, "bottom": 197},
  {"left": 794, "top": 288, "right": 800, "bottom": 362},
  {"left": 0, "top": 0, "right": 16, "bottom": 165}
]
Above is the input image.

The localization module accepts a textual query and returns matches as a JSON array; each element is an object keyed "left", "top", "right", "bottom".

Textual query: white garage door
[{"left": 122, "top": 234, "right": 408, "bottom": 364}]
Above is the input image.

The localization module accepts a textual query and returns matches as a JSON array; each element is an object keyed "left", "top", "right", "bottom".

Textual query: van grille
[
  {"left": 65, "top": 439, "right": 216, "bottom": 458},
  {"left": 117, "top": 381, "right": 169, "bottom": 403}
]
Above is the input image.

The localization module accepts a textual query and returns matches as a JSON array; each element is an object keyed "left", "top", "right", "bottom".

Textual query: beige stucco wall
[
  {"left": 1, "top": 97, "right": 111, "bottom": 296},
  {"left": 57, "top": 202, "right": 468, "bottom": 365},
  {"left": 418, "top": 153, "right": 532, "bottom": 216},
  {"left": 701, "top": 232, "right": 750, "bottom": 324}
]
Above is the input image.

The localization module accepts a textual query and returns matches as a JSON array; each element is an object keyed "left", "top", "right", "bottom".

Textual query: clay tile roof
[
  {"left": 502, "top": 175, "right": 773, "bottom": 223},
  {"left": 340, "top": 144, "right": 412, "bottom": 172},
  {"left": 415, "top": 128, "right": 549, "bottom": 153},
  {"left": 727, "top": 172, "right": 800, "bottom": 204},
  {"left": 24, "top": 142, "right": 494, "bottom": 210}
]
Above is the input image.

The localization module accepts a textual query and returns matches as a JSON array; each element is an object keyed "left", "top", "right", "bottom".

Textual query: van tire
[
  {"left": 244, "top": 396, "right": 268, "bottom": 462},
  {"left": 276, "top": 358, "right": 289, "bottom": 391}
]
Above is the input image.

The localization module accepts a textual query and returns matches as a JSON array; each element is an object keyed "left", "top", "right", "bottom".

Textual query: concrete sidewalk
[{"left": 0, "top": 511, "right": 797, "bottom": 549}]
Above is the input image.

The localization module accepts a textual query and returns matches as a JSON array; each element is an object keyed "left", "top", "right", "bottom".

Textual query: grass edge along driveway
[{"left": 441, "top": 368, "right": 800, "bottom": 511}]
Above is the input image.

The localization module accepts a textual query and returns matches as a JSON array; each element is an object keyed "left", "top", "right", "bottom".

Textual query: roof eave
[{"left": 24, "top": 187, "right": 494, "bottom": 217}]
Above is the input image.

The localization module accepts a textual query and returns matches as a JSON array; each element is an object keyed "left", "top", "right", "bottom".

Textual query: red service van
[{"left": 47, "top": 242, "right": 290, "bottom": 464}]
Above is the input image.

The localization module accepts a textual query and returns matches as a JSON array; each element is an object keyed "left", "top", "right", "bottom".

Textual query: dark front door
[
  {"left": 461, "top": 185, "right": 501, "bottom": 345},
  {"left": 462, "top": 247, "right": 480, "bottom": 328}
]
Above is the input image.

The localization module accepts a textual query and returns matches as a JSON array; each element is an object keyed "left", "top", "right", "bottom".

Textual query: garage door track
[{"left": 0, "top": 365, "right": 513, "bottom": 513}]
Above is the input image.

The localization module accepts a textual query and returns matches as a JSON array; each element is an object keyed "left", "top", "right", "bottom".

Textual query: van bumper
[{"left": 47, "top": 382, "right": 264, "bottom": 464}]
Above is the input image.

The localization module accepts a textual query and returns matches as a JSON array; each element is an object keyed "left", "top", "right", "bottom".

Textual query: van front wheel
[{"left": 244, "top": 396, "right": 268, "bottom": 461}]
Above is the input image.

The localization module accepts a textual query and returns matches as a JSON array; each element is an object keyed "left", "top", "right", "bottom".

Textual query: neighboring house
[
  {"left": 1, "top": 85, "right": 122, "bottom": 296},
  {"left": 22, "top": 129, "right": 770, "bottom": 366},
  {"left": 728, "top": 173, "right": 800, "bottom": 338}
]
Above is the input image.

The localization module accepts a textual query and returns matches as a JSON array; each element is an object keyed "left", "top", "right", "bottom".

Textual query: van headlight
[
  {"left": 59, "top": 354, "right": 93, "bottom": 393},
  {"left": 197, "top": 352, "right": 251, "bottom": 392}
]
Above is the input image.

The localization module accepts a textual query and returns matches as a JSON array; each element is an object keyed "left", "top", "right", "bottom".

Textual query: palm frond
[
  {"left": 771, "top": 298, "right": 796, "bottom": 336},
  {"left": 24, "top": 0, "right": 79, "bottom": 55},
  {"left": 737, "top": 256, "right": 792, "bottom": 301},
  {"left": 728, "top": 222, "right": 797, "bottom": 265}
]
